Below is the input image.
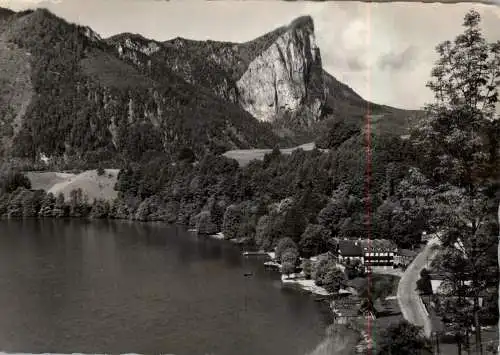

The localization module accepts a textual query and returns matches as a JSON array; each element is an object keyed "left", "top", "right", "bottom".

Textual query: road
[{"left": 397, "top": 236, "right": 441, "bottom": 338}]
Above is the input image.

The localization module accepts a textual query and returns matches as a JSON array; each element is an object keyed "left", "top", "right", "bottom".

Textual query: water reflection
[{"left": 0, "top": 219, "right": 330, "bottom": 355}]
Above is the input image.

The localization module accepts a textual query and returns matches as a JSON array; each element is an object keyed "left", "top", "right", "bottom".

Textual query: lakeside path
[{"left": 397, "top": 236, "right": 441, "bottom": 338}]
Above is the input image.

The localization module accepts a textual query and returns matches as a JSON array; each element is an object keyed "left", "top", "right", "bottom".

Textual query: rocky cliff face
[
  {"left": 0, "top": 7, "right": 416, "bottom": 165},
  {"left": 0, "top": 8, "right": 285, "bottom": 165},
  {"left": 236, "top": 16, "right": 326, "bottom": 125},
  {"left": 108, "top": 16, "right": 327, "bottom": 127}
]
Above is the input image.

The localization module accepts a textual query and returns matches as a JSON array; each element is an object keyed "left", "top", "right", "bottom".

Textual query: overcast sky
[{"left": 1, "top": 0, "right": 500, "bottom": 109}]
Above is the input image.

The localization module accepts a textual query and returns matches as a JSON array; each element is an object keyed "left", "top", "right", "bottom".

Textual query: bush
[
  {"left": 313, "top": 258, "right": 340, "bottom": 287},
  {"left": 222, "top": 204, "right": 242, "bottom": 239},
  {"left": 255, "top": 215, "right": 273, "bottom": 250},
  {"left": 281, "top": 248, "right": 299, "bottom": 276},
  {"left": 375, "top": 320, "right": 432, "bottom": 355},
  {"left": 299, "top": 224, "right": 330, "bottom": 257},
  {"left": 301, "top": 260, "right": 313, "bottom": 279},
  {"left": 416, "top": 268, "right": 433, "bottom": 295},
  {"left": 322, "top": 267, "right": 346, "bottom": 294},
  {"left": 196, "top": 211, "right": 217, "bottom": 235},
  {"left": 177, "top": 147, "right": 196, "bottom": 163},
  {"left": 275, "top": 237, "right": 298, "bottom": 263},
  {"left": 344, "top": 259, "right": 365, "bottom": 280},
  {"left": 0, "top": 170, "right": 31, "bottom": 193}
]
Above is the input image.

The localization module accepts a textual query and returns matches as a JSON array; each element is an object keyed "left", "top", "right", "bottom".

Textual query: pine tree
[
  {"left": 53, "top": 192, "right": 68, "bottom": 218},
  {"left": 222, "top": 204, "right": 242, "bottom": 240},
  {"left": 410, "top": 10, "right": 500, "bottom": 354},
  {"left": 40, "top": 192, "right": 56, "bottom": 217}
]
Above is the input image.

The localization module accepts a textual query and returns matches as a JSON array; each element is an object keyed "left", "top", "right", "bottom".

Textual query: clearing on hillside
[
  {"left": 223, "top": 142, "right": 326, "bottom": 167},
  {"left": 25, "top": 169, "right": 120, "bottom": 202}
]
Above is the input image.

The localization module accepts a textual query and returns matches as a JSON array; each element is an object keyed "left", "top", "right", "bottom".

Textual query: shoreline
[
  {"left": 195, "top": 230, "right": 339, "bottom": 299},
  {"left": 281, "top": 276, "right": 330, "bottom": 297},
  {"left": 6, "top": 221, "right": 363, "bottom": 353},
  {"left": 188, "top": 229, "right": 333, "bottom": 298}
]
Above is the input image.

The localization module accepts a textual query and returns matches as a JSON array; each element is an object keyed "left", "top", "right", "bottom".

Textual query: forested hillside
[
  {"left": 0, "top": 126, "right": 422, "bottom": 252},
  {"left": 0, "top": 8, "right": 284, "bottom": 169},
  {"left": 0, "top": 7, "right": 422, "bottom": 172}
]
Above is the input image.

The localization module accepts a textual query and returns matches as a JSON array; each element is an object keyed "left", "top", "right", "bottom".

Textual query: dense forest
[
  {"left": 0, "top": 7, "right": 420, "bottom": 171},
  {"left": 0, "top": 8, "right": 285, "bottom": 168},
  {"left": 0, "top": 124, "right": 424, "bottom": 252}
]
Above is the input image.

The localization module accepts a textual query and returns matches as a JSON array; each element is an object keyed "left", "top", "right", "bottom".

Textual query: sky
[{"left": 1, "top": 0, "right": 500, "bottom": 110}]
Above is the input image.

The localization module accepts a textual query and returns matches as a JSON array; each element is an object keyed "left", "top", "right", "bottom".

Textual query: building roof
[
  {"left": 338, "top": 240, "right": 363, "bottom": 256},
  {"left": 331, "top": 296, "right": 363, "bottom": 317},
  {"left": 358, "top": 239, "right": 397, "bottom": 252},
  {"left": 332, "top": 296, "right": 362, "bottom": 308}
]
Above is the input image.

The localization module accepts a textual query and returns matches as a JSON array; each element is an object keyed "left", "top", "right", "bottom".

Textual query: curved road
[{"left": 397, "top": 236, "right": 440, "bottom": 338}]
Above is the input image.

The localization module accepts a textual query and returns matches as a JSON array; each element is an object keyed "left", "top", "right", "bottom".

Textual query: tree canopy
[{"left": 407, "top": 9, "right": 500, "bottom": 354}]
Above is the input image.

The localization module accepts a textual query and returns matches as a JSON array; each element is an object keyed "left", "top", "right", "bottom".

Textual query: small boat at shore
[
  {"left": 242, "top": 251, "right": 268, "bottom": 256},
  {"left": 243, "top": 272, "right": 253, "bottom": 277}
]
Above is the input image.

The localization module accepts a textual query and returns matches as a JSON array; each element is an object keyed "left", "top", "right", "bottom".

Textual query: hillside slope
[
  {"left": 108, "top": 16, "right": 420, "bottom": 143},
  {"left": 108, "top": 16, "right": 326, "bottom": 127},
  {"left": 0, "top": 8, "right": 284, "bottom": 167},
  {"left": 0, "top": 7, "right": 420, "bottom": 170},
  {"left": 26, "top": 169, "right": 119, "bottom": 202}
]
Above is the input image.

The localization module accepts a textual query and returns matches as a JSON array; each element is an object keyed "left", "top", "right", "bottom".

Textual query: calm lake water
[{"left": 0, "top": 219, "right": 333, "bottom": 355}]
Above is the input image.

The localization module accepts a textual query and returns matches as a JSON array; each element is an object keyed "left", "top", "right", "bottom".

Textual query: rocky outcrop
[
  {"left": 236, "top": 16, "right": 326, "bottom": 125},
  {"left": 111, "top": 33, "right": 161, "bottom": 69},
  {"left": 83, "top": 26, "right": 102, "bottom": 43},
  {"left": 108, "top": 16, "right": 327, "bottom": 127}
]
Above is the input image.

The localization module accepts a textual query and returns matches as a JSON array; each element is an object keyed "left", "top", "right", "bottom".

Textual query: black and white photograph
[{"left": 0, "top": 0, "right": 499, "bottom": 354}]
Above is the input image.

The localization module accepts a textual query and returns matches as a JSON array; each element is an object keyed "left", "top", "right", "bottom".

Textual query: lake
[{"left": 0, "top": 219, "right": 333, "bottom": 355}]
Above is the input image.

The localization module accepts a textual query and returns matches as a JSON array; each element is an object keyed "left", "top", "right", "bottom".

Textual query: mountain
[
  {"left": 0, "top": 7, "right": 418, "bottom": 169},
  {"left": 107, "top": 15, "right": 420, "bottom": 137},
  {"left": 0, "top": 8, "right": 284, "bottom": 167},
  {"left": 107, "top": 16, "right": 326, "bottom": 128}
]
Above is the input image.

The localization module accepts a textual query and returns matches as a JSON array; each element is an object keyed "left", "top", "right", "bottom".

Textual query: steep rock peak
[
  {"left": 288, "top": 15, "right": 315, "bottom": 32},
  {"left": 83, "top": 26, "right": 102, "bottom": 43},
  {"left": 236, "top": 14, "right": 325, "bottom": 125}
]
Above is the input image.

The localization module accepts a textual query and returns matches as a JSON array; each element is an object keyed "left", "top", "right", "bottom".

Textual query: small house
[
  {"left": 393, "top": 249, "right": 418, "bottom": 268},
  {"left": 331, "top": 296, "right": 375, "bottom": 324},
  {"left": 430, "top": 273, "right": 487, "bottom": 307}
]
